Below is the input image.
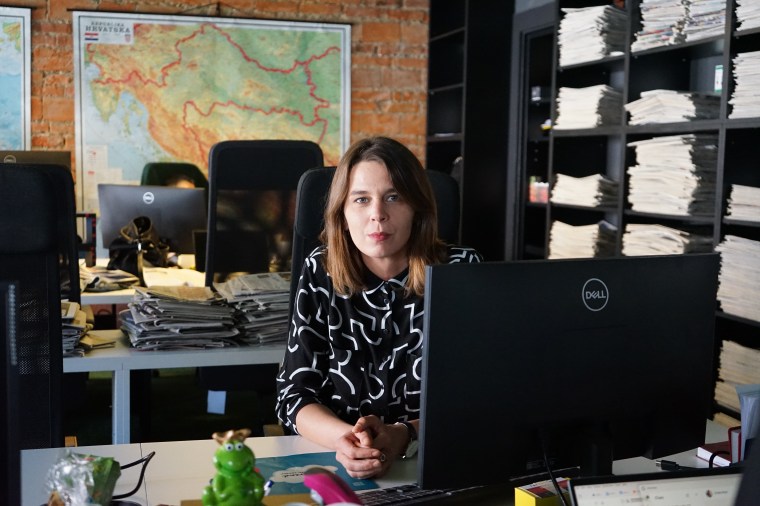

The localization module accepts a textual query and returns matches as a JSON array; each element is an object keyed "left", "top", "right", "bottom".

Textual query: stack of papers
[
  {"left": 61, "top": 301, "right": 94, "bottom": 357},
  {"left": 726, "top": 184, "right": 760, "bottom": 222},
  {"left": 621, "top": 223, "right": 713, "bottom": 256},
  {"left": 736, "top": 0, "right": 760, "bottom": 31},
  {"left": 558, "top": 5, "right": 627, "bottom": 67},
  {"left": 714, "top": 340, "right": 760, "bottom": 414},
  {"left": 80, "top": 265, "right": 140, "bottom": 293},
  {"left": 631, "top": 0, "right": 688, "bottom": 52},
  {"left": 682, "top": 0, "right": 726, "bottom": 42},
  {"left": 121, "top": 286, "right": 239, "bottom": 350},
  {"left": 550, "top": 173, "right": 619, "bottom": 207},
  {"left": 554, "top": 85, "right": 623, "bottom": 129},
  {"left": 214, "top": 272, "right": 291, "bottom": 345},
  {"left": 728, "top": 50, "right": 760, "bottom": 119},
  {"left": 548, "top": 220, "right": 617, "bottom": 259},
  {"left": 716, "top": 235, "right": 760, "bottom": 322},
  {"left": 627, "top": 134, "right": 718, "bottom": 216},
  {"left": 625, "top": 89, "right": 721, "bottom": 124}
]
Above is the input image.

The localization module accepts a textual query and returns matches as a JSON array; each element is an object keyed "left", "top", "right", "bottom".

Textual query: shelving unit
[
  {"left": 508, "top": 0, "right": 760, "bottom": 422},
  {"left": 426, "top": 0, "right": 513, "bottom": 262}
]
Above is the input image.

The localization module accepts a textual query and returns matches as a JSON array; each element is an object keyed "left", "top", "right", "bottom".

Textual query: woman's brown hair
[{"left": 321, "top": 136, "right": 448, "bottom": 296}]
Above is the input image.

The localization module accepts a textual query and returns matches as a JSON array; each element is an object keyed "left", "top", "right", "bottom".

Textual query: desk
[
  {"left": 21, "top": 422, "right": 727, "bottom": 506},
  {"left": 64, "top": 330, "right": 286, "bottom": 445},
  {"left": 81, "top": 288, "right": 134, "bottom": 306}
]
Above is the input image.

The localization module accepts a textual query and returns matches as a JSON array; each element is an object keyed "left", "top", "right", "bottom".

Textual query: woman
[{"left": 275, "top": 136, "right": 482, "bottom": 478}]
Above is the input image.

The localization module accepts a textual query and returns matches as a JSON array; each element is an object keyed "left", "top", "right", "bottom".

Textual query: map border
[
  {"left": 72, "top": 10, "right": 351, "bottom": 211},
  {"left": 0, "top": 6, "right": 31, "bottom": 150}
]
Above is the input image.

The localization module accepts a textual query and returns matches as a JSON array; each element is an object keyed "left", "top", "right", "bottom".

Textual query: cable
[
  {"left": 540, "top": 438, "right": 570, "bottom": 506},
  {"left": 655, "top": 459, "right": 695, "bottom": 471},
  {"left": 112, "top": 451, "right": 156, "bottom": 500},
  {"left": 709, "top": 450, "right": 731, "bottom": 468}
]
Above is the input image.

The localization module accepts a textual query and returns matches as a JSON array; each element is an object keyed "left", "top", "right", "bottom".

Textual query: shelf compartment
[
  {"left": 427, "top": 87, "right": 464, "bottom": 136},
  {"left": 428, "top": 31, "right": 465, "bottom": 89}
]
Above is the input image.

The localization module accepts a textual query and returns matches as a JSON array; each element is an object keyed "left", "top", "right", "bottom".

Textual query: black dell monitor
[
  {"left": 97, "top": 184, "right": 207, "bottom": 255},
  {"left": 418, "top": 253, "right": 720, "bottom": 489}
]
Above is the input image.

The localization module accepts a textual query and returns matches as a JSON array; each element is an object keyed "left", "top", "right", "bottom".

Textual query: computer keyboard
[{"left": 357, "top": 483, "right": 484, "bottom": 505}]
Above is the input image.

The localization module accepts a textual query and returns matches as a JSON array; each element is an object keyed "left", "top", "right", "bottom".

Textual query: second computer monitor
[
  {"left": 418, "top": 253, "right": 720, "bottom": 489},
  {"left": 97, "top": 184, "right": 206, "bottom": 255}
]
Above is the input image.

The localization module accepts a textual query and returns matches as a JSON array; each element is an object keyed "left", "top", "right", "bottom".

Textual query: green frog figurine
[{"left": 202, "top": 428, "right": 266, "bottom": 506}]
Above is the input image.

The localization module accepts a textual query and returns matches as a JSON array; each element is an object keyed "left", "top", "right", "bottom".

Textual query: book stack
[
  {"left": 682, "top": 0, "right": 726, "bottom": 42},
  {"left": 558, "top": 5, "right": 627, "bottom": 67},
  {"left": 554, "top": 85, "right": 623, "bottom": 129},
  {"left": 625, "top": 89, "right": 721, "bottom": 124},
  {"left": 550, "top": 173, "right": 619, "bottom": 208},
  {"left": 627, "top": 134, "right": 718, "bottom": 216},
  {"left": 214, "top": 272, "right": 291, "bottom": 345},
  {"left": 736, "top": 0, "right": 760, "bottom": 32},
  {"left": 548, "top": 220, "right": 617, "bottom": 259},
  {"left": 716, "top": 235, "right": 760, "bottom": 322},
  {"left": 729, "top": 50, "right": 760, "bottom": 119},
  {"left": 621, "top": 223, "right": 713, "bottom": 256},
  {"left": 631, "top": 0, "right": 688, "bottom": 52},
  {"left": 714, "top": 340, "right": 760, "bottom": 415},
  {"left": 726, "top": 184, "right": 760, "bottom": 222},
  {"left": 121, "top": 286, "right": 239, "bottom": 350}
]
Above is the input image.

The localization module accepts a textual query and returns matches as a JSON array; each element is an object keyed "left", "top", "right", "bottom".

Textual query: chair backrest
[
  {"left": 204, "top": 140, "right": 324, "bottom": 285},
  {"left": 1, "top": 164, "right": 69, "bottom": 504},
  {"left": 289, "top": 167, "right": 461, "bottom": 313},
  {"left": 140, "top": 161, "right": 209, "bottom": 190}
]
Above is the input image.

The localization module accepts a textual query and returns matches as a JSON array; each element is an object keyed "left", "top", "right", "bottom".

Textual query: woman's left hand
[{"left": 339, "top": 415, "right": 410, "bottom": 478}]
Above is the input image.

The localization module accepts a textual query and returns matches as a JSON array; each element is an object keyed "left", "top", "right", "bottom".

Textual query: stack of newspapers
[
  {"left": 631, "top": 0, "right": 688, "bottom": 51},
  {"left": 548, "top": 220, "right": 617, "bottom": 259},
  {"left": 61, "top": 301, "right": 93, "bottom": 357},
  {"left": 550, "top": 173, "right": 619, "bottom": 208},
  {"left": 554, "top": 85, "right": 623, "bottom": 129},
  {"left": 726, "top": 184, "right": 760, "bottom": 222},
  {"left": 627, "top": 134, "right": 718, "bottom": 216},
  {"left": 558, "top": 5, "right": 627, "bottom": 67},
  {"left": 121, "top": 286, "right": 239, "bottom": 350},
  {"left": 625, "top": 89, "right": 721, "bottom": 124},
  {"left": 729, "top": 50, "right": 760, "bottom": 119},
  {"left": 716, "top": 235, "right": 760, "bottom": 322},
  {"left": 214, "top": 272, "right": 291, "bottom": 345},
  {"left": 736, "top": 0, "right": 760, "bottom": 31},
  {"left": 682, "top": 0, "right": 726, "bottom": 42},
  {"left": 621, "top": 223, "right": 713, "bottom": 256}
]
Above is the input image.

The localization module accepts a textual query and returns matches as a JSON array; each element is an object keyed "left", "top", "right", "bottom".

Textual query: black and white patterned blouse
[{"left": 275, "top": 245, "right": 483, "bottom": 433}]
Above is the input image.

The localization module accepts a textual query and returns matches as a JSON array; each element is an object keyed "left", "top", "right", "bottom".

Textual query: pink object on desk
[{"left": 303, "top": 467, "right": 362, "bottom": 505}]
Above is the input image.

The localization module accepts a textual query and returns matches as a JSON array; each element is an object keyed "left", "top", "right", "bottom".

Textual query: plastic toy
[{"left": 202, "top": 428, "right": 265, "bottom": 506}]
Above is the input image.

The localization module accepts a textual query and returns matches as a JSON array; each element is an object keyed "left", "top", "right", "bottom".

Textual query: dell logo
[
  {"left": 142, "top": 191, "right": 155, "bottom": 205},
  {"left": 582, "top": 278, "right": 609, "bottom": 312}
]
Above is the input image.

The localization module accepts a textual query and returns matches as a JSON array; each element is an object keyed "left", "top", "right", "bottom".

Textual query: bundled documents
[
  {"left": 631, "top": 0, "right": 688, "bottom": 51},
  {"left": 621, "top": 223, "right": 713, "bottom": 256},
  {"left": 121, "top": 286, "right": 239, "bottom": 350},
  {"left": 61, "top": 301, "right": 94, "bottom": 357},
  {"left": 627, "top": 134, "right": 718, "bottom": 216},
  {"left": 682, "top": 0, "right": 726, "bottom": 42},
  {"left": 550, "top": 173, "right": 619, "bottom": 208},
  {"left": 716, "top": 235, "right": 760, "bottom": 322},
  {"left": 214, "top": 272, "right": 291, "bottom": 345},
  {"left": 736, "top": 0, "right": 760, "bottom": 31},
  {"left": 726, "top": 184, "right": 760, "bottom": 222},
  {"left": 548, "top": 220, "right": 617, "bottom": 259},
  {"left": 554, "top": 85, "right": 623, "bottom": 129},
  {"left": 715, "top": 340, "right": 760, "bottom": 414},
  {"left": 728, "top": 50, "right": 760, "bottom": 119},
  {"left": 558, "top": 5, "right": 627, "bottom": 67},
  {"left": 625, "top": 89, "right": 720, "bottom": 124}
]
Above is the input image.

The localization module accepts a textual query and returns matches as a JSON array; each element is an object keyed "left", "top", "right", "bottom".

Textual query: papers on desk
[
  {"left": 550, "top": 173, "right": 619, "bottom": 208},
  {"left": 548, "top": 220, "right": 617, "bottom": 259},
  {"left": 736, "top": 0, "right": 760, "bottom": 31},
  {"left": 627, "top": 134, "right": 718, "bottom": 216},
  {"left": 255, "top": 452, "right": 378, "bottom": 495},
  {"left": 121, "top": 286, "right": 240, "bottom": 350},
  {"left": 625, "top": 89, "right": 721, "bottom": 125},
  {"left": 554, "top": 85, "right": 623, "bottom": 129},
  {"left": 715, "top": 340, "right": 760, "bottom": 414},
  {"left": 214, "top": 272, "right": 291, "bottom": 345},
  {"left": 726, "top": 184, "right": 760, "bottom": 223},
  {"left": 558, "top": 5, "right": 627, "bottom": 67},
  {"left": 729, "top": 50, "right": 760, "bottom": 119},
  {"left": 716, "top": 235, "right": 760, "bottom": 322},
  {"left": 80, "top": 265, "right": 140, "bottom": 292},
  {"left": 621, "top": 223, "right": 713, "bottom": 256},
  {"left": 61, "top": 301, "right": 95, "bottom": 357}
]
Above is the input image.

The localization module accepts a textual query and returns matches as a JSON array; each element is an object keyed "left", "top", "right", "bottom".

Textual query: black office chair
[
  {"left": 140, "top": 161, "right": 208, "bottom": 190},
  {"left": 199, "top": 140, "right": 324, "bottom": 420},
  {"left": 1, "top": 163, "right": 74, "bottom": 504},
  {"left": 289, "top": 166, "right": 462, "bottom": 314}
]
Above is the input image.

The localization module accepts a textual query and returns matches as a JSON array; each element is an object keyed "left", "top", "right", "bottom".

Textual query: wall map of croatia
[{"left": 73, "top": 11, "right": 350, "bottom": 212}]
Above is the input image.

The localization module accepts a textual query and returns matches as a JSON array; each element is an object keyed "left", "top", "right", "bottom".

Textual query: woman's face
[{"left": 343, "top": 159, "right": 414, "bottom": 278}]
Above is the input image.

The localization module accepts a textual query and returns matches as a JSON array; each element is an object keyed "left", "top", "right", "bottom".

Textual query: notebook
[{"left": 569, "top": 467, "right": 743, "bottom": 506}]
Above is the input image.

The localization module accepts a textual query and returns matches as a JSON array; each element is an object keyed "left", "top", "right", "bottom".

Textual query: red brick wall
[{"left": 7, "top": 0, "right": 429, "bottom": 171}]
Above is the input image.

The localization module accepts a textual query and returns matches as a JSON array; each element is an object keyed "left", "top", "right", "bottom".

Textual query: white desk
[
  {"left": 21, "top": 422, "right": 727, "bottom": 506},
  {"left": 64, "top": 330, "right": 286, "bottom": 445}
]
